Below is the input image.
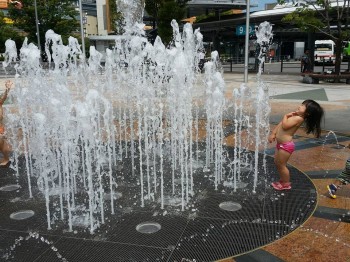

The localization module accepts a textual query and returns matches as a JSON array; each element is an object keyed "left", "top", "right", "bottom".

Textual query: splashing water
[
  {"left": 2, "top": 39, "right": 18, "bottom": 71},
  {"left": 2, "top": 232, "right": 67, "bottom": 261},
  {"left": 3, "top": 13, "right": 274, "bottom": 234},
  {"left": 4, "top": 21, "right": 222, "bottom": 234},
  {"left": 311, "top": 131, "right": 348, "bottom": 177},
  {"left": 117, "top": 0, "right": 145, "bottom": 35},
  {"left": 230, "top": 21, "right": 273, "bottom": 193}
]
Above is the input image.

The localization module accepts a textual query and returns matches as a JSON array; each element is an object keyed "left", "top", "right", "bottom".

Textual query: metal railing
[
  {"left": 280, "top": 57, "right": 302, "bottom": 72},
  {"left": 220, "top": 56, "right": 350, "bottom": 74},
  {"left": 220, "top": 57, "right": 258, "bottom": 73}
]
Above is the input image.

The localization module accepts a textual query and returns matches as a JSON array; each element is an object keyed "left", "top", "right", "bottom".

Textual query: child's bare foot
[{"left": 272, "top": 181, "right": 291, "bottom": 190}]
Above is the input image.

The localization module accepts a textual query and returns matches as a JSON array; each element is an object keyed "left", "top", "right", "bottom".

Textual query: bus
[{"left": 314, "top": 40, "right": 336, "bottom": 65}]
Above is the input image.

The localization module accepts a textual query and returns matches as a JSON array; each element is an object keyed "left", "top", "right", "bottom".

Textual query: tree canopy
[
  {"left": 7, "top": 0, "right": 80, "bottom": 50},
  {"left": 109, "top": 0, "right": 124, "bottom": 35},
  {"left": 278, "top": 0, "right": 350, "bottom": 75},
  {"left": 145, "top": 0, "right": 189, "bottom": 44}
]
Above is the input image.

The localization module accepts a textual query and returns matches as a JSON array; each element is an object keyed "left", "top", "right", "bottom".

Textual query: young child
[
  {"left": 327, "top": 143, "right": 350, "bottom": 199},
  {"left": 268, "top": 100, "right": 324, "bottom": 190}
]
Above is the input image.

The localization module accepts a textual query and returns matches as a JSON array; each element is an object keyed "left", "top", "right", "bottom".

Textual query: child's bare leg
[
  {"left": 0, "top": 138, "right": 10, "bottom": 164},
  {"left": 274, "top": 149, "right": 292, "bottom": 183}
]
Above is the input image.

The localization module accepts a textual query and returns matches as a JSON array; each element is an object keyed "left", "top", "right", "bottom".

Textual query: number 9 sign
[{"left": 236, "top": 24, "right": 255, "bottom": 36}]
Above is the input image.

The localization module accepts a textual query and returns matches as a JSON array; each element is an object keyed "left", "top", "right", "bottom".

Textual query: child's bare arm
[
  {"left": 281, "top": 112, "right": 303, "bottom": 130},
  {"left": 0, "top": 81, "right": 12, "bottom": 105},
  {"left": 268, "top": 122, "right": 281, "bottom": 143}
]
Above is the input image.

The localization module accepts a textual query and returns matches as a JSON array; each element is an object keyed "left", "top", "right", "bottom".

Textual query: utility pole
[
  {"left": 79, "top": 0, "right": 86, "bottom": 58},
  {"left": 244, "top": 0, "right": 250, "bottom": 83},
  {"left": 34, "top": 0, "right": 41, "bottom": 53}
]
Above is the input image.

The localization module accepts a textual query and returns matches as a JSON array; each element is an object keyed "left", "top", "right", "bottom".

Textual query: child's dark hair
[{"left": 302, "top": 99, "right": 324, "bottom": 138}]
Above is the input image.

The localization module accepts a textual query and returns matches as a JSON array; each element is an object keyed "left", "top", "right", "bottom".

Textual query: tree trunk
[
  {"left": 334, "top": 38, "right": 342, "bottom": 82},
  {"left": 308, "top": 32, "right": 315, "bottom": 72}
]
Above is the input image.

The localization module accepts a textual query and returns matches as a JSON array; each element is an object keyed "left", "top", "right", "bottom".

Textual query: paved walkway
[
  {"left": 220, "top": 72, "right": 350, "bottom": 262},
  {"left": 223, "top": 72, "right": 350, "bottom": 134}
]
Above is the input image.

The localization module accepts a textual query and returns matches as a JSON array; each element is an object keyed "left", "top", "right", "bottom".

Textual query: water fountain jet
[{"left": 1, "top": 4, "right": 318, "bottom": 261}]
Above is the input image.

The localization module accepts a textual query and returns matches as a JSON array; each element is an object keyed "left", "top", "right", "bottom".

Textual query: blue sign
[{"left": 236, "top": 24, "right": 255, "bottom": 36}]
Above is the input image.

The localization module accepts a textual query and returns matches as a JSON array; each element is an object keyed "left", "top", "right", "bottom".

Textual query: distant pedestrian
[
  {"left": 327, "top": 143, "right": 350, "bottom": 199},
  {"left": 0, "top": 80, "right": 12, "bottom": 168},
  {"left": 268, "top": 100, "right": 324, "bottom": 190},
  {"left": 301, "top": 49, "right": 311, "bottom": 73}
]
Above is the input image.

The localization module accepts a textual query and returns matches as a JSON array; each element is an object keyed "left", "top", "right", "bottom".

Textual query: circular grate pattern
[
  {"left": 219, "top": 201, "right": 242, "bottom": 211},
  {"left": 10, "top": 210, "right": 35, "bottom": 220},
  {"left": 136, "top": 222, "right": 162, "bottom": 234},
  {"left": 0, "top": 184, "right": 21, "bottom": 192}
]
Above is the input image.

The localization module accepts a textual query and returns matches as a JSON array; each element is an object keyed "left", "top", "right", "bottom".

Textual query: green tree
[
  {"left": 278, "top": 0, "right": 350, "bottom": 76},
  {"left": 7, "top": 0, "right": 79, "bottom": 51},
  {"left": 0, "top": 11, "right": 21, "bottom": 54},
  {"left": 109, "top": 0, "right": 124, "bottom": 34},
  {"left": 145, "top": 0, "right": 189, "bottom": 44},
  {"left": 145, "top": 0, "right": 162, "bottom": 28}
]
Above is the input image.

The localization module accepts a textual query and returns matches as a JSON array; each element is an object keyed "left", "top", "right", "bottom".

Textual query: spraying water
[
  {"left": 117, "top": 0, "right": 145, "bottom": 35},
  {"left": 229, "top": 21, "right": 272, "bottom": 193},
  {"left": 3, "top": 23, "right": 221, "bottom": 233},
  {"left": 3, "top": 232, "right": 67, "bottom": 261},
  {"left": 3, "top": 6, "right": 273, "bottom": 234}
]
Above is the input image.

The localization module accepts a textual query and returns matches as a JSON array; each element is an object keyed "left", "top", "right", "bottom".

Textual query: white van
[{"left": 314, "top": 40, "right": 336, "bottom": 65}]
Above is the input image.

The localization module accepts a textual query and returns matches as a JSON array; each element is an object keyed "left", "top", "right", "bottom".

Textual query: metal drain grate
[
  {"left": 136, "top": 221, "right": 162, "bottom": 234},
  {"left": 10, "top": 210, "right": 35, "bottom": 220},
  {"left": 0, "top": 184, "right": 21, "bottom": 192},
  {"left": 0, "top": 149, "right": 317, "bottom": 261}
]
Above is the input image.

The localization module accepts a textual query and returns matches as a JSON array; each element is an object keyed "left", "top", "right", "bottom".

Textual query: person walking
[{"left": 301, "top": 49, "right": 311, "bottom": 73}]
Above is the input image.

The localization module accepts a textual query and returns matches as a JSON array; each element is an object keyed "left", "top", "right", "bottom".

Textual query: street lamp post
[
  {"left": 244, "top": 0, "right": 250, "bottom": 83},
  {"left": 78, "top": 0, "right": 86, "bottom": 58},
  {"left": 83, "top": 12, "right": 88, "bottom": 38},
  {"left": 34, "top": 0, "right": 41, "bottom": 53}
]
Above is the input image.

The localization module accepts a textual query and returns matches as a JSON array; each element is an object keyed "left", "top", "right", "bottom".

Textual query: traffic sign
[{"left": 236, "top": 24, "right": 255, "bottom": 36}]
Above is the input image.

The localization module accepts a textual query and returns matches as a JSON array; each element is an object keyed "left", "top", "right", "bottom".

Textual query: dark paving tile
[
  {"left": 235, "top": 249, "right": 284, "bottom": 262},
  {"left": 313, "top": 206, "right": 350, "bottom": 223},
  {"left": 270, "top": 88, "right": 328, "bottom": 101},
  {"left": 305, "top": 169, "right": 343, "bottom": 179}
]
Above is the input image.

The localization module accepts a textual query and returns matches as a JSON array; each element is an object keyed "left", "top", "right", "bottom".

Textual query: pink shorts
[{"left": 276, "top": 141, "right": 295, "bottom": 154}]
